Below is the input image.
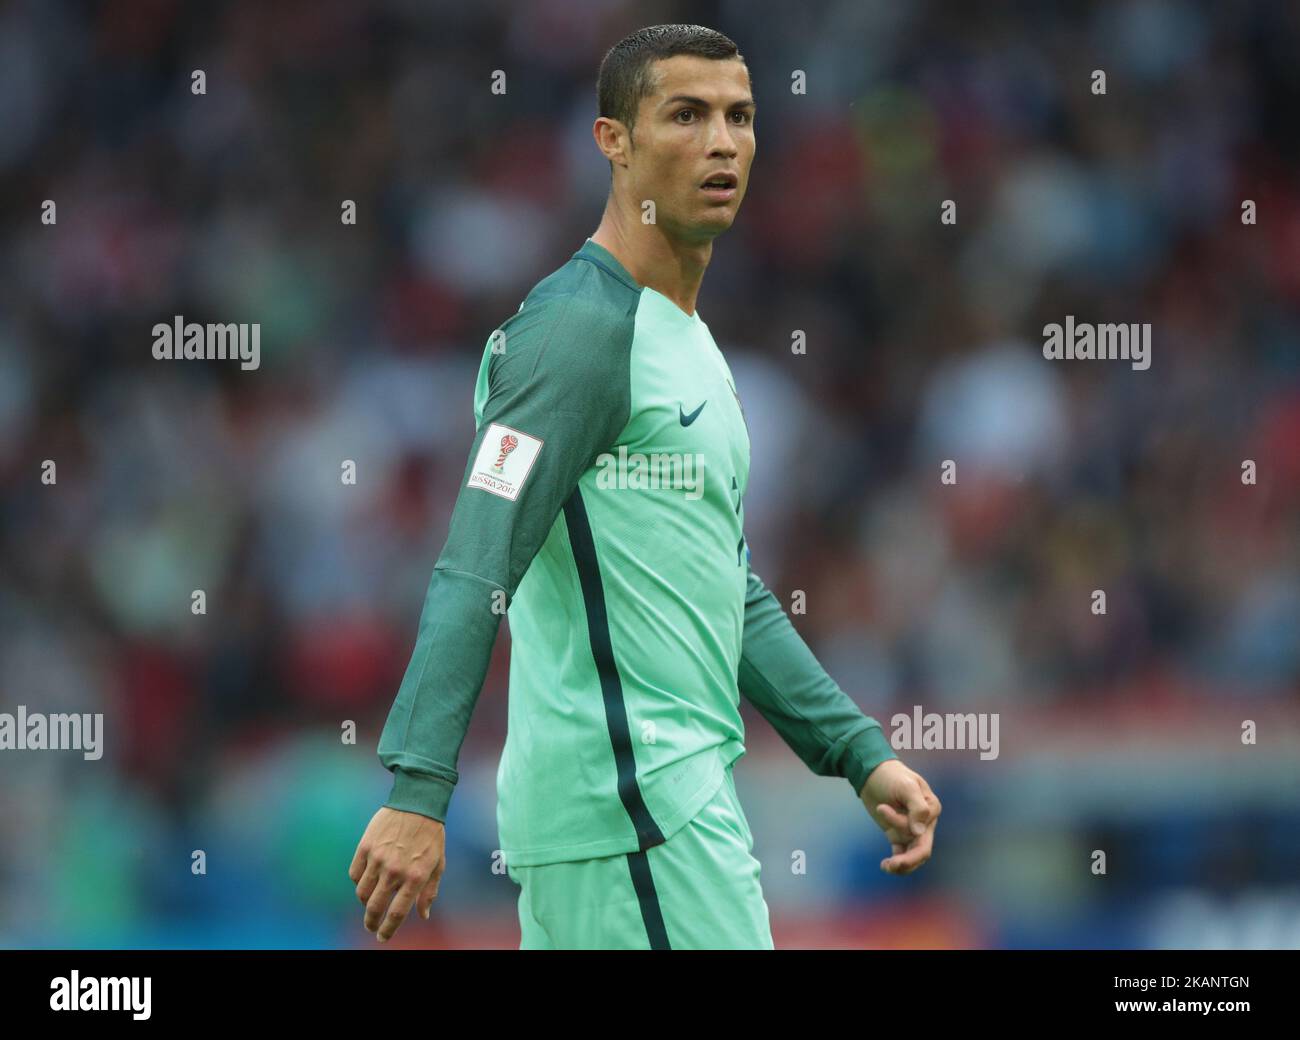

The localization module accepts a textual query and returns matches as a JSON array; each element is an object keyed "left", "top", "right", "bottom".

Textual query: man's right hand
[{"left": 348, "top": 806, "right": 446, "bottom": 942}]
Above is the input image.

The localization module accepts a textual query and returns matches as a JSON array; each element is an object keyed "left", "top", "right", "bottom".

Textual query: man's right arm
[{"left": 376, "top": 293, "right": 634, "bottom": 822}]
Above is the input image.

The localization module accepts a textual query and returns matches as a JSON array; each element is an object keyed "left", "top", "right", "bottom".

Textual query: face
[{"left": 611, "top": 54, "right": 756, "bottom": 243}]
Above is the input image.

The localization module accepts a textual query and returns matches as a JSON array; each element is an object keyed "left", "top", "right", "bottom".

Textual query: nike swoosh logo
[{"left": 679, "top": 401, "right": 707, "bottom": 426}]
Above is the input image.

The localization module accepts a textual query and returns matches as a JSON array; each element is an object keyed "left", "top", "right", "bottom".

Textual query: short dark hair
[{"left": 597, "top": 24, "right": 746, "bottom": 146}]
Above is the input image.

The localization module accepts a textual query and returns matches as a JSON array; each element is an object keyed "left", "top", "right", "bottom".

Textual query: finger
[
  {"left": 348, "top": 841, "right": 370, "bottom": 884},
  {"left": 364, "top": 869, "right": 403, "bottom": 933},
  {"left": 376, "top": 875, "right": 422, "bottom": 942},
  {"left": 875, "top": 803, "right": 916, "bottom": 841},
  {"left": 879, "top": 821, "right": 907, "bottom": 845},
  {"left": 416, "top": 866, "right": 442, "bottom": 920},
  {"left": 912, "top": 791, "right": 941, "bottom": 836},
  {"left": 901, "top": 784, "right": 934, "bottom": 837},
  {"left": 875, "top": 803, "right": 909, "bottom": 830},
  {"left": 355, "top": 858, "right": 382, "bottom": 904},
  {"left": 882, "top": 826, "right": 935, "bottom": 875},
  {"left": 870, "top": 803, "right": 911, "bottom": 846}
]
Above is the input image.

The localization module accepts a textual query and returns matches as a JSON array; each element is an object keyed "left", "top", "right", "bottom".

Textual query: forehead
[{"left": 643, "top": 54, "right": 752, "bottom": 108}]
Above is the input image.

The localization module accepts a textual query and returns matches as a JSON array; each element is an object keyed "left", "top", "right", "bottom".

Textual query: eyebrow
[{"left": 660, "top": 94, "right": 757, "bottom": 111}]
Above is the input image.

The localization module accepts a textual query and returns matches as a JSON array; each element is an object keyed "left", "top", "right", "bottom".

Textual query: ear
[{"left": 594, "top": 116, "right": 631, "bottom": 167}]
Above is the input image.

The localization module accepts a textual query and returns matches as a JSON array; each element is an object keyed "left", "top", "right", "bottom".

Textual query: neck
[{"left": 590, "top": 201, "right": 712, "bottom": 317}]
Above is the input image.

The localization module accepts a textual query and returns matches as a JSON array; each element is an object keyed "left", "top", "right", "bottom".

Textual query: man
[{"left": 349, "top": 23, "right": 940, "bottom": 950}]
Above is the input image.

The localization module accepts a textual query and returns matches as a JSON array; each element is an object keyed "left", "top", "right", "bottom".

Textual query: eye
[
  {"left": 731, "top": 111, "right": 751, "bottom": 125},
  {"left": 675, "top": 108, "right": 696, "bottom": 123}
]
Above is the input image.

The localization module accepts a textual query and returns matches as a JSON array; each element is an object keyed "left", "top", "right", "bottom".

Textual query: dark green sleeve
[
  {"left": 378, "top": 294, "right": 634, "bottom": 821},
  {"left": 737, "top": 560, "right": 897, "bottom": 797}
]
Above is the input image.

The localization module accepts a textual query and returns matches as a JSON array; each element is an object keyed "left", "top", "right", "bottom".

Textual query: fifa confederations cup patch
[{"left": 467, "top": 422, "right": 544, "bottom": 501}]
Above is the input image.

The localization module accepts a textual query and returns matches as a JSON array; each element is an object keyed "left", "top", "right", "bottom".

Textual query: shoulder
[
  {"left": 472, "top": 253, "right": 645, "bottom": 431},
  {"left": 492, "top": 252, "right": 641, "bottom": 386}
]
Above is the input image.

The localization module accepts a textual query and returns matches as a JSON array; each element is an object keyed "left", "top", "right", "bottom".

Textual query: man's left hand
[{"left": 860, "top": 759, "right": 941, "bottom": 876}]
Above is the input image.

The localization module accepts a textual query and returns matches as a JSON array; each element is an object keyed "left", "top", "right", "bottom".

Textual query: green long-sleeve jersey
[{"left": 377, "top": 237, "right": 897, "bottom": 867}]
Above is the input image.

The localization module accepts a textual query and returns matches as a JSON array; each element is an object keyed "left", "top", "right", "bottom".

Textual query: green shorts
[{"left": 506, "top": 763, "right": 774, "bottom": 949}]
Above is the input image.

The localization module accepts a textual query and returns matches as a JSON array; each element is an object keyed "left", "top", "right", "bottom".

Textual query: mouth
[{"left": 700, "top": 172, "right": 738, "bottom": 201}]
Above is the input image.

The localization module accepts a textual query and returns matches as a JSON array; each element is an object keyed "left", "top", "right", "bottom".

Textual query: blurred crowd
[{"left": 0, "top": 0, "right": 1297, "bottom": 947}]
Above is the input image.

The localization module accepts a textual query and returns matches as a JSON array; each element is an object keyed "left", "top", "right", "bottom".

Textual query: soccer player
[{"left": 349, "top": 23, "right": 940, "bottom": 950}]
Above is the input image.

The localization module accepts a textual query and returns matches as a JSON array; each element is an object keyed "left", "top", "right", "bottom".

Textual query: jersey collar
[
  {"left": 574, "top": 238, "right": 641, "bottom": 293},
  {"left": 574, "top": 238, "right": 704, "bottom": 324}
]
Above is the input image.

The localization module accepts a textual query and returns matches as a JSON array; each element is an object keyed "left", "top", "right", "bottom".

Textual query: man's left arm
[
  {"left": 737, "top": 560, "right": 895, "bottom": 795},
  {"left": 738, "top": 559, "right": 941, "bottom": 874}
]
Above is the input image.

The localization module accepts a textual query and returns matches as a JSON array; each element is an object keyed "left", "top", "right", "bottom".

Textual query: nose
[{"left": 707, "top": 113, "right": 740, "bottom": 157}]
